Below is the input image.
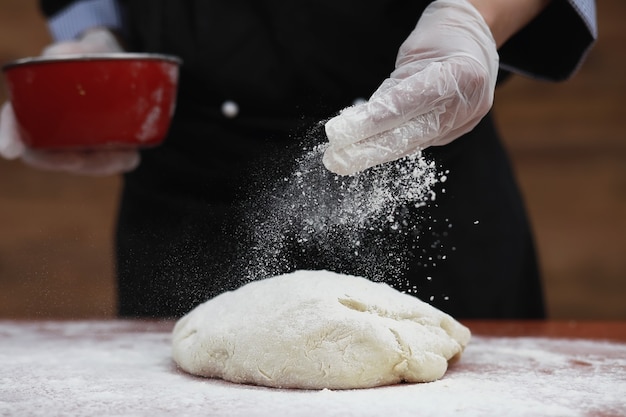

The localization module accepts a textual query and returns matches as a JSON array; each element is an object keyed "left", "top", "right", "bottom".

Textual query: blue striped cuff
[
  {"left": 47, "top": 0, "right": 123, "bottom": 41},
  {"left": 570, "top": 0, "right": 597, "bottom": 38}
]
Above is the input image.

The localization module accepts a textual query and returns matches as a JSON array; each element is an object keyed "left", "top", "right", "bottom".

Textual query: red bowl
[{"left": 2, "top": 53, "right": 181, "bottom": 150}]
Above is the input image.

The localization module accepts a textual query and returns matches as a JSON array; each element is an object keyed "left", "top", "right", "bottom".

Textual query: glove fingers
[
  {"left": 42, "top": 29, "right": 124, "bottom": 56},
  {"left": 76, "top": 150, "right": 140, "bottom": 176},
  {"left": 42, "top": 42, "right": 87, "bottom": 56},
  {"left": 368, "top": 78, "right": 400, "bottom": 101},
  {"left": 22, "top": 149, "right": 140, "bottom": 176},
  {"left": 42, "top": 41, "right": 107, "bottom": 56},
  {"left": 325, "top": 62, "right": 456, "bottom": 148},
  {"left": 0, "top": 103, "right": 25, "bottom": 159},
  {"left": 323, "top": 112, "right": 440, "bottom": 175}
]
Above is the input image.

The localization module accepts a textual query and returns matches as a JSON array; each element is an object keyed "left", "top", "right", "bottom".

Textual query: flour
[
  {"left": 172, "top": 270, "right": 471, "bottom": 390},
  {"left": 2, "top": 320, "right": 625, "bottom": 417},
  {"left": 237, "top": 143, "right": 443, "bottom": 285},
  {"left": 136, "top": 104, "right": 161, "bottom": 141}
]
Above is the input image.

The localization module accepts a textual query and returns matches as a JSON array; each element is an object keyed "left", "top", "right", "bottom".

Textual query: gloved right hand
[
  {"left": 323, "top": 0, "right": 499, "bottom": 175},
  {"left": 0, "top": 29, "right": 140, "bottom": 176}
]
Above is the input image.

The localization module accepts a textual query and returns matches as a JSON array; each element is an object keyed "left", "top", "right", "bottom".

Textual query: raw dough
[{"left": 171, "top": 270, "right": 470, "bottom": 390}]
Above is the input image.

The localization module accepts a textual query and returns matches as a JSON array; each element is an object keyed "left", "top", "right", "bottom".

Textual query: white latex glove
[
  {"left": 0, "top": 29, "right": 140, "bottom": 176},
  {"left": 323, "top": 0, "right": 499, "bottom": 175}
]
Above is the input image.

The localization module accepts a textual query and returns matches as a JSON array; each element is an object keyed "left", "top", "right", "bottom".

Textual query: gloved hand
[
  {"left": 0, "top": 29, "right": 140, "bottom": 176},
  {"left": 323, "top": 0, "right": 499, "bottom": 175}
]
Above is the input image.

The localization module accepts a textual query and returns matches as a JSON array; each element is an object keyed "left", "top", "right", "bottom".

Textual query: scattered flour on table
[
  {"left": 236, "top": 144, "right": 444, "bottom": 285},
  {"left": 2, "top": 320, "right": 625, "bottom": 417}
]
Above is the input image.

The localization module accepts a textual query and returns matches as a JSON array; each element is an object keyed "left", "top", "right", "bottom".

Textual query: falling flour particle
[{"left": 235, "top": 143, "right": 443, "bottom": 285}]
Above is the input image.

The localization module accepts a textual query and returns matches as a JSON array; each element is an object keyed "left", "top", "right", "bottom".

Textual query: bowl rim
[{"left": 2, "top": 53, "right": 182, "bottom": 71}]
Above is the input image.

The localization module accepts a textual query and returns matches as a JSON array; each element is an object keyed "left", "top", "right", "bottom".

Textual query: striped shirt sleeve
[
  {"left": 46, "top": 0, "right": 124, "bottom": 41},
  {"left": 498, "top": 0, "right": 597, "bottom": 81}
]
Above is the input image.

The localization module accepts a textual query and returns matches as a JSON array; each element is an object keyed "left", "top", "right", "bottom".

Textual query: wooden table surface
[
  {"left": 463, "top": 319, "right": 626, "bottom": 341},
  {"left": 1, "top": 320, "right": 625, "bottom": 417}
]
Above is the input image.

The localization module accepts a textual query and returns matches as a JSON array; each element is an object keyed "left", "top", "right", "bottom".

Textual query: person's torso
[{"left": 122, "top": 0, "right": 432, "bottom": 119}]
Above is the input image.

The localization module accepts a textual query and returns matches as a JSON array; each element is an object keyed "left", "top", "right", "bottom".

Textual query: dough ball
[{"left": 171, "top": 270, "right": 470, "bottom": 390}]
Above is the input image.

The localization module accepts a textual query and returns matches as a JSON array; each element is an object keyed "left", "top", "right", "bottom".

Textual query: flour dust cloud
[{"left": 234, "top": 140, "right": 447, "bottom": 288}]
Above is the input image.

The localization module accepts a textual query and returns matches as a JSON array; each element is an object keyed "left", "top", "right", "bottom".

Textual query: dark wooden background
[{"left": 1, "top": 0, "right": 624, "bottom": 319}]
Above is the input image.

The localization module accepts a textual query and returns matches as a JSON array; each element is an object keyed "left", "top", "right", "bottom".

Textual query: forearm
[{"left": 468, "top": 0, "right": 552, "bottom": 48}]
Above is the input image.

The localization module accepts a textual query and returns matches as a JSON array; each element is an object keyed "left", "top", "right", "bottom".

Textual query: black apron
[{"left": 115, "top": 0, "right": 545, "bottom": 319}]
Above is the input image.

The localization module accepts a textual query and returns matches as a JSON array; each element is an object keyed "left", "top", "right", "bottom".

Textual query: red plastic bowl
[{"left": 2, "top": 53, "right": 181, "bottom": 150}]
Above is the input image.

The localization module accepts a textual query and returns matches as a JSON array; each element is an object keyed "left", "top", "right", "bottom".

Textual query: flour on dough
[{"left": 171, "top": 270, "right": 470, "bottom": 390}]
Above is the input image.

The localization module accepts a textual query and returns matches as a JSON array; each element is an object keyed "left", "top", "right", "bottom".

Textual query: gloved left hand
[
  {"left": 0, "top": 28, "right": 140, "bottom": 176},
  {"left": 323, "top": 0, "right": 499, "bottom": 175}
]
